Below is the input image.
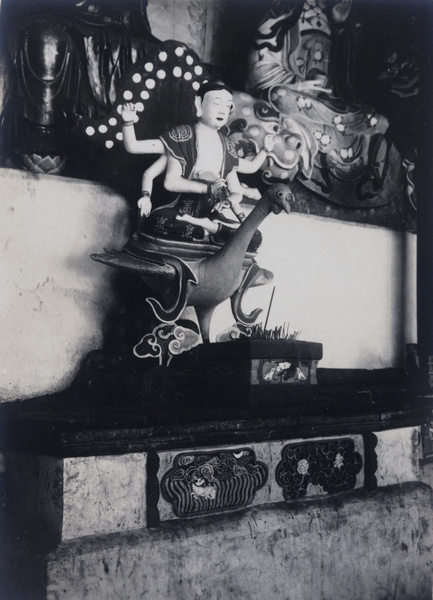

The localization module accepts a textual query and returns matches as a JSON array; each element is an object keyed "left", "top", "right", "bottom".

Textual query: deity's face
[{"left": 197, "top": 89, "right": 233, "bottom": 129}]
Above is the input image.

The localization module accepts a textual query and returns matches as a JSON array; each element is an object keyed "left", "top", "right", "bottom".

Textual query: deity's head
[{"left": 195, "top": 79, "right": 233, "bottom": 130}]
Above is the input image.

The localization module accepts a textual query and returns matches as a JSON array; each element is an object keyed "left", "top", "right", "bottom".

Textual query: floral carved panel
[{"left": 276, "top": 438, "right": 363, "bottom": 501}]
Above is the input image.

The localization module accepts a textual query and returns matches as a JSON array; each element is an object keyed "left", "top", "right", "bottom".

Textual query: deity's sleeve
[
  {"left": 220, "top": 134, "right": 239, "bottom": 179},
  {"left": 159, "top": 125, "right": 197, "bottom": 179},
  {"left": 247, "top": 38, "right": 298, "bottom": 95}
]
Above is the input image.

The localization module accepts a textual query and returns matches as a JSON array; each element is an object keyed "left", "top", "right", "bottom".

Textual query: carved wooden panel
[
  {"left": 276, "top": 438, "right": 362, "bottom": 501},
  {"left": 161, "top": 448, "right": 268, "bottom": 517}
]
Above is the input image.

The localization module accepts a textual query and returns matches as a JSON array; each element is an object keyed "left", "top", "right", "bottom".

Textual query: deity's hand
[
  {"left": 223, "top": 192, "right": 243, "bottom": 209},
  {"left": 213, "top": 201, "right": 229, "bottom": 213},
  {"left": 224, "top": 192, "right": 246, "bottom": 222},
  {"left": 138, "top": 195, "right": 152, "bottom": 217},
  {"left": 263, "top": 134, "right": 277, "bottom": 153},
  {"left": 210, "top": 178, "right": 227, "bottom": 196},
  {"left": 121, "top": 102, "right": 137, "bottom": 123},
  {"left": 241, "top": 186, "right": 261, "bottom": 201},
  {"left": 291, "top": 79, "right": 331, "bottom": 96}
]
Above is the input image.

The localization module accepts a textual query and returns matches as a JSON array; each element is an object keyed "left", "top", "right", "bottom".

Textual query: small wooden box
[{"left": 172, "top": 339, "right": 323, "bottom": 409}]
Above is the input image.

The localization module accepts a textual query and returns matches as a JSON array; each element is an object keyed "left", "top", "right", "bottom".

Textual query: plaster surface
[
  {"left": 62, "top": 454, "right": 147, "bottom": 540},
  {"left": 45, "top": 482, "right": 433, "bottom": 600},
  {"left": 0, "top": 168, "right": 130, "bottom": 401},
  {"left": 375, "top": 426, "right": 421, "bottom": 487},
  {"left": 4, "top": 452, "right": 148, "bottom": 543},
  {"left": 147, "top": 0, "right": 222, "bottom": 66}
]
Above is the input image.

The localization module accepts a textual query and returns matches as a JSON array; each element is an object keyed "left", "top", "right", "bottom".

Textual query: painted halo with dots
[{"left": 79, "top": 40, "right": 210, "bottom": 151}]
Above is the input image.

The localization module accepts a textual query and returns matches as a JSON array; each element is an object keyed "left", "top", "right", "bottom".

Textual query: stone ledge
[
  {"left": 2, "top": 427, "right": 420, "bottom": 542},
  {"left": 0, "top": 376, "right": 430, "bottom": 457}
]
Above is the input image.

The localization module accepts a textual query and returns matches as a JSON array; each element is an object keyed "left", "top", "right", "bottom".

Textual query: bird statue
[{"left": 91, "top": 183, "right": 293, "bottom": 342}]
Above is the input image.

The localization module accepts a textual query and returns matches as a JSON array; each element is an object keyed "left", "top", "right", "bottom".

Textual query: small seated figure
[{"left": 120, "top": 80, "right": 276, "bottom": 252}]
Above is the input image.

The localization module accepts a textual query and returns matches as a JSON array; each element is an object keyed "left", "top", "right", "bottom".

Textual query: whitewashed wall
[
  {"left": 211, "top": 212, "right": 417, "bottom": 369},
  {"left": 0, "top": 169, "right": 130, "bottom": 402}
]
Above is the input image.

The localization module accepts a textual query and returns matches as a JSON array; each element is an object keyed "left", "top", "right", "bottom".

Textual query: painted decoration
[
  {"left": 133, "top": 323, "right": 200, "bottom": 366},
  {"left": 276, "top": 438, "right": 362, "bottom": 500},
  {"left": 79, "top": 40, "right": 209, "bottom": 150},
  {"left": 242, "top": 0, "right": 402, "bottom": 209},
  {"left": 227, "top": 91, "right": 317, "bottom": 185},
  {"left": 161, "top": 448, "right": 268, "bottom": 517},
  {"left": 254, "top": 358, "right": 315, "bottom": 385}
]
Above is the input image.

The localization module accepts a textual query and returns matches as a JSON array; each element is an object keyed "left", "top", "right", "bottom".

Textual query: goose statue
[{"left": 92, "top": 183, "right": 293, "bottom": 342}]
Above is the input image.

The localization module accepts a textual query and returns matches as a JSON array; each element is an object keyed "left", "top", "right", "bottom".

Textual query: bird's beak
[
  {"left": 283, "top": 191, "right": 294, "bottom": 213},
  {"left": 271, "top": 196, "right": 291, "bottom": 214}
]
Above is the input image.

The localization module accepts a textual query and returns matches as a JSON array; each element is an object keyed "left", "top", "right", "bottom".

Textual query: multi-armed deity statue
[{"left": 92, "top": 79, "right": 294, "bottom": 345}]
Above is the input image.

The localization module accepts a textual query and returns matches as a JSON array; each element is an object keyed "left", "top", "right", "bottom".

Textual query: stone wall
[{"left": 3, "top": 482, "right": 431, "bottom": 600}]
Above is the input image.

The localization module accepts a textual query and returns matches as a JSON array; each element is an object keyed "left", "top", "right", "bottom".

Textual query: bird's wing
[{"left": 91, "top": 249, "right": 177, "bottom": 279}]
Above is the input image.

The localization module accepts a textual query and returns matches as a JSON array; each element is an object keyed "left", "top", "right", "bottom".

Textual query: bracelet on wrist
[
  {"left": 122, "top": 120, "right": 134, "bottom": 126},
  {"left": 141, "top": 191, "right": 151, "bottom": 197},
  {"left": 260, "top": 147, "right": 270, "bottom": 154}
]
